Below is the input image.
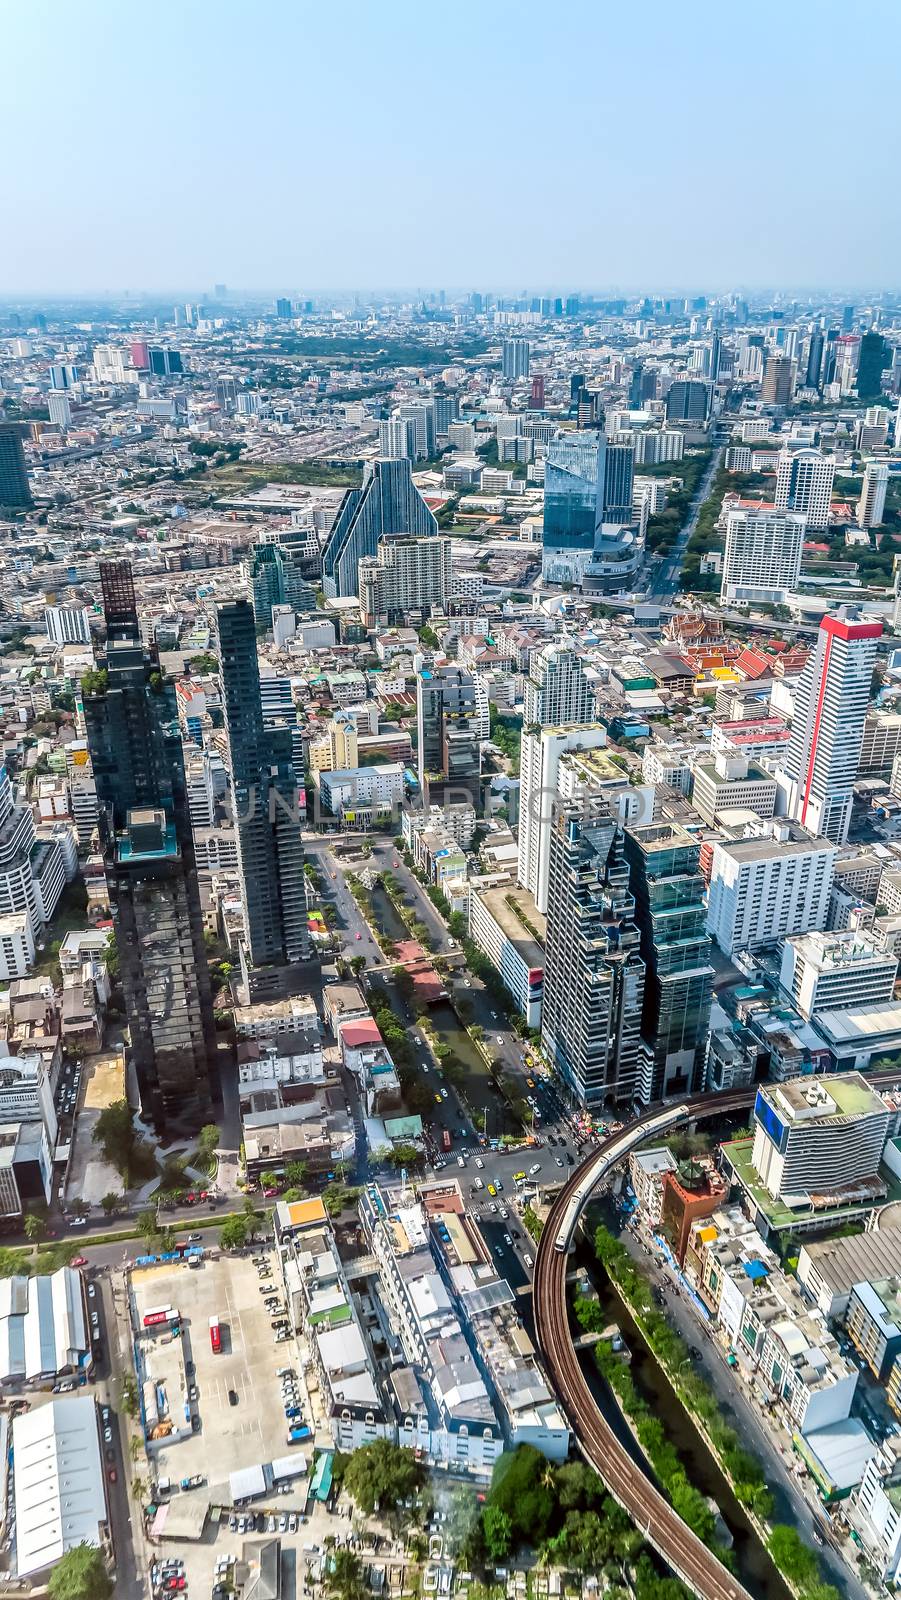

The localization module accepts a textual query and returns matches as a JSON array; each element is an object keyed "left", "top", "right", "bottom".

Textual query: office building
[
  {"left": 706, "top": 820, "right": 836, "bottom": 958},
  {"left": 502, "top": 338, "right": 530, "bottom": 380},
  {"left": 858, "top": 462, "right": 889, "bottom": 530},
  {"left": 416, "top": 665, "right": 481, "bottom": 802},
  {"left": 48, "top": 363, "right": 79, "bottom": 390},
  {"left": 217, "top": 599, "right": 313, "bottom": 999},
  {"left": 664, "top": 380, "right": 711, "bottom": 423},
  {"left": 0, "top": 765, "right": 64, "bottom": 953},
  {"left": 761, "top": 356, "right": 796, "bottom": 406},
  {"left": 778, "top": 610, "right": 881, "bottom": 843},
  {"left": 276, "top": 297, "right": 292, "bottom": 319},
  {"left": 530, "top": 375, "right": 545, "bottom": 409},
  {"left": 43, "top": 605, "right": 91, "bottom": 646},
  {"left": 214, "top": 375, "right": 237, "bottom": 410},
  {"left": 624, "top": 822, "right": 713, "bottom": 1101},
  {"left": 47, "top": 393, "right": 71, "bottom": 428},
  {"left": 323, "top": 458, "right": 437, "bottom": 598},
  {"left": 432, "top": 393, "right": 459, "bottom": 437},
  {"left": 517, "top": 724, "right": 607, "bottom": 915},
  {"left": 523, "top": 642, "right": 596, "bottom": 726},
  {"left": 249, "top": 537, "right": 316, "bottom": 629},
  {"left": 541, "top": 431, "right": 603, "bottom": 584},
  {"left": 398, "top": 401, "right": 436, "bottom": 460},
  {"left": 751, "top": 1075, "right": 890, "bottom": 1203},
  {"left": 468, "top": 884, "right": 545, "bottom": 1029},
  {"left": 601, "top": 440, "right": 635, "bottom": 523},
  {"left": 541, "top": 796, "right": 645, "bottom": 1109},
  {"left": 805, "top": 331, "right": 825, "bottom": 391},
  {"left": 0, "top": 425, "right": 32, "bottom": 509},
  {"left": 720, "top": 506, "right": 806, "bottom": 604},
  {"left": 358, "top": 534, "right": 451, "bottom": 627},
  {"left": 84, "top": 561, "right": 216, "bottom": 1131},
  {"left": 774, "top": 448, "right": 835, "bottom": 531},
  {"left": 857, "top": 332, "right": 890, "bottom": 400},
  {"left": 779, "top": 929, "right": 897, "bottom": 1020},
  {"left": 690, "top": 750, "right": 777, "bottom": 827}
]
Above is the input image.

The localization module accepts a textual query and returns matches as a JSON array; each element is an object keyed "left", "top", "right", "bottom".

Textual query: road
[{"left": 640, "top": 444, "right": 724, "bottom": 601}]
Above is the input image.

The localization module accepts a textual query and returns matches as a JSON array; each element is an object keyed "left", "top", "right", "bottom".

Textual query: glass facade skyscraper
[
  {"left": 624, "top": 822, "right": 713, "bottom": 1101},
  {"left": 0, "top": 425, "right": 32, "bottom": 510},
  {"left": 540, "top": 432, "right": 604, "bottom": 585},
  {"left": 322, "top": 457, "right": 437, "bottom": 598},
  {"left": 85, "top": 561, "right": 216, "bottom": 1132}
]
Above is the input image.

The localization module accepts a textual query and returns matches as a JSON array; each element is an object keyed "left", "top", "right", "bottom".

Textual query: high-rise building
[
  {"left": 149, "top": 347, "right": 183, "bottom": 377},
  {"left": 720, "top": 507, "right": 806, "bottom": 603},
  {"left": 322, "top": 458, "right": 437, "bottom": 598},
  {"left": 215, "top": 376, "right": 237, "bottom": 410},
  {"left": 774, "top": 448, "right": 835, "bottom": 531},
  {"left": 502, "top": 339, "right": 530, "bottom": 380},
  {"left": 569, "top": 372, "right": 585, "bottom": 409},
  {"left": 129, "top": 341, "right": 150, "bottom": 371},
  {"left": 217, "top": 599, "right": 313, "bottom": 999},
  {"left": 523, "top": 642, "right": 596, "bottom": 726},
  {"left": 0, "top": 425, "right": 32, "bottom": 510},
  {"left": 761, "top": 355, "right": 796, "bottom": 406},
  {"left": 416, "top": 665, "right": 481, "bottom": 802},
  {"left": 48, "top": 363, "right": 79, "bottom": 390},
  {"left": 432, "top": 393, "right": 459, "bottom": 437},
  {"left": 624, "top": 822, "right": 713, "bottom": 1101},
  {"left": 517, "top": 724, "right": 607, "bottom": 915},
  {"left": 276, "top": 297, "right": 292, "bottom": 319},
  {"left": 47, "top": 393, "right": 71, "bottom": 428},
  {"left": 398, "top": 401, "right": 436, "bottom": 459},
  {"left": 358, "top": 534, "right": 451, "bottom": 627},
  {"left": 541, "top": 795, "right": 645, "bottom": 1109},
  {"left": 857, "top": 332, "right": 890, "bottom": 400},
  {"left": 805, "top": 330, "right": 825, "bottom": 390},
  {"left": 378, "top": 416, "right": 416, "bottom": 459},
  {"left": 842, "top": 305, "right": 856, "bottom": 332},
  {"left": 601, "top": 441, "right": 635, "bottom": 523},
  {"left": 44, "top": 605, "right": 90, "bottom": 646},
  {"left": 778, "top": 609, "right": 882, "bottom": 843},
  {"left": 84, "top": 561, "right": 216, "bottom": 1132},
  {"left": 0, "top": 765, "right": 64, "bottom": 953},
  {"left": 664, "top": 380, "right": 711, "bottom": 422},
  {"left": 706, "top": 820, "right": 836, "bottom": 958},
  {"left": 858, "top": 461, "right": 889, "bottom": 530},
  {"left": 530, "top": 375, "right": 545, "bottom": 409},
  {"left": 540, "top": 431, "right": 604, "bottom": 584}
]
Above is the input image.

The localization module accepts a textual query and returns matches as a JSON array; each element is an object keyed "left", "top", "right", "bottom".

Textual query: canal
[{"left": 578, "top": 1229, "right": 792, "bottom": 1600}]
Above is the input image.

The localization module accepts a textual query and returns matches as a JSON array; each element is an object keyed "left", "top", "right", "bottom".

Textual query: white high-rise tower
[{"left": 774, "top": 448, "right": 835, "bottom": 532}]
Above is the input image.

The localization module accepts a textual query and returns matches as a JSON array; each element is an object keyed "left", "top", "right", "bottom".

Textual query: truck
[
  {"left": 441, "top": 1130, "right": 452, "bottom": 1152},
  {"left": 209, "top": 1314, "right": 222, "bottom": 1354},
  {"left": 180, "top": 1475, "right": 206, "bottom": 1491}
]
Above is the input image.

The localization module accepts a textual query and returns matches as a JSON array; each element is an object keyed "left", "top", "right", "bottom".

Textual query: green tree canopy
[
  {"left": 342, "top": 1438, "right": 425, "bottom": 1516},
  {"left": 219, "top": 1215, "right": 249, "bottom": 1251},
  {"left": 48, "top": 1544, "right": 113, "bottom": 1600}
]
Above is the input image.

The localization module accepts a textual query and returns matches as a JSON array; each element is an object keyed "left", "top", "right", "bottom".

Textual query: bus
[
  {"left": 143, "top": 1306, "right": 178, "bottom": 1330},
  {"left": 209, "top": 1315, "right": 222, "bottom": 1354},
  {"left": 441, "top": 1130, "right": 452, "bottom": 1152}
]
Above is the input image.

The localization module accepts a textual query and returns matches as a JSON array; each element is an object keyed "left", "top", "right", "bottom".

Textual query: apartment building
[
  {"left": 706, "top": 820, "right": 836, "bottom": 957},
  {"left": 468, "top": 883, "right": 545, "bottom": 1028},
  {"left": 779, "top": 930, "right": 898, "bottom": 1019}
]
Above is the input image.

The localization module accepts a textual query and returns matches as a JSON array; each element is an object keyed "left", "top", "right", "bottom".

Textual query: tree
[
  {"left": 101, "top": 1192, "right": 121, "bottom": 1217},
  {"left": 137, "top": 1208, "right": 159, "bottom": 1244},
  {"left": 349, "top": 955, "right": 367, "bottom": 976},
  {"left": 766, "top": 1526, "right": 819, "bottom": 1587},
  {"left": 92, "top": 1100, "right": 138, "bottom": 1180},
  {"left": 219, "top": 1215, "right": 249, "bottom": 1251},
  {"left": 482, "top": 1505, "right": 513, "bottom": 1561},
  {"left": 325, "top": 1549, "right": 368, "bottom": 1600},
  {"left": 485, "top": 1445, "right": 555, "bottom": 1548},
  {"left": 197, "top": 1123, "right": 220, "bottom": 1155},
  {"left": 343, "top": 1439, "right": 425, "bottom": 1517},
  {"left": 24, "top": 1212, "right": 47, "bottom": 1243},
  {"left": 48, "top": 1543, "right": 112, "bottom": 1600}
]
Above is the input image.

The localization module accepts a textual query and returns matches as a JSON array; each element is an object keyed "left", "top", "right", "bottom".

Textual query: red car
[
  {"left": 70, "top": 1256, "right": 88, "bottom": 1268},
  {"left": 107, "top": 1467, "right": 117, "bottom": 1483}
]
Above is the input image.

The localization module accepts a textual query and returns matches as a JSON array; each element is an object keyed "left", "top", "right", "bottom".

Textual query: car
[
  {"left": 103, "top": 1426, "right": 112, "bottom": 1443},
  {"left": 191, "top": 1413, "right": 201, "bottom": 1431},
  {"left": 474, "top": 1156, "right": 484, "bottom": 1169},
  {"left": 555, "top": 1156, "right": 564, "bottom": 1167},
  {"left": 268, "top": 1515, "right": 277, "bottom": 1533},
  {"left": 499, "top": 1207, "right": 508, "bottom": 1219},
  {"left": 88, "top": 1284, "right": 96, "bottom": 1299},
  {"left": 228, "top": 1389, "right": 239, "bottom": 1406},
  {"left": 489, "top": 1202, "right": 498, "bottom": 1213},
  {"left": 440, "top": 1088, "right": 448, "bottom": 1100},
  {"left": 280, "top": 1512, "right": 289, "bottom": 1532},
  {"left": 107, "top": 1467, "right": 117, "bottom": 1483},
  {"left": 105, "top": 1447, "right": 115, "bottom": 1464},
  {"left": 188, "top": 1384, "right": 198, "bottom": 1400},
  {"left": 188, "top": 1231, "right": 201, "bottom": 1242},
  {"left": 529, "top": 1163, "right": 541, "bottom": 1175},
  {"left": 523, "top": 1253, "right": 534, "bottom": 1269},
  {"left": 496, "top": 1035, "right": 504, "bottom": 1045},
  {"left": 494, "top": 1244, "right": 504, "bottom": 1256},
  {"left": 70, "top": 1256, "right": 87, "bottom": 1267},
  {"left": 434, "top": 1092, "right": 442, "bottom": 1104},
  {"left": 355, "top": 932, "right": 362, "bottom": 940},
  {"left": 289, "top": 1512, "right": 299, "bottom": 1533},
  {"left": 229, "top": 1515, "right": 238, "bottom": 1532},
  {"left": 566, "top": 1152, "right": 575, "bottom": 1165},
  {"left": 503, "top": 1232, "right": 512, "bottom": 1245},
  {"left": 277, "top": 1366, "right": 294, "bottom": 1377}
]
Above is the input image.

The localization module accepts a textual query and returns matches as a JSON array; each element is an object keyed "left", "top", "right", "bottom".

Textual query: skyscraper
[
  {"left": 84, "top": 561, "right": 216, "bottom": 1132},
  {"left": 540, "top": 431, "right": 604, "bottom": 584},
  {"left": 624, "top": 822, "right": 713, "bottom": 1101},
  {"left": 530, "top": 375, "right": 545, "bottom": 409},
  {"left": 416, "top": 665, "right": 481, "bottom": 803},
  {"left": 47, "top": 393, "right": 71, "bottom": 428},
  {"left": 664, "top": 380, "right": 711, "bottom": 422},
  {"left": 322, "top": 458, "right": 437, "bottom": 598},
  {"left": 523, "top": 642, "right": 596, "bottom": 725},
  {"left": 502, "top": 339, "right": 530, "bottom": 380},
  {"left": 0, "top": 425, "right": 32, "bottom": 510},
  {"left": 778, "top": 609, "right": 882, "bottom": 843},
  {"left": 774, "top": 448, "right": 835, "bottom": 531},
  {"left": 276, "top": 298, "right": 293, "bottom": 319},
  {"left": 805, "top": 330, "right": 825, "bottom": 391},
  {"left": 601, "top": 441, "right": 635, "bottom": 523},
  {"left": 761, "top": 355, "right": 796, "bottom": 406},
  {"left": 720, "top": 507, "right": 806, "bottom": 604},
  {"left": 378, "top": 416, "right": 416, "bottom": 459},
  {"left": 358, "top": 535, "right": 451, "bottom": 628},
  {"left": 857, "top": 332, "right": 890, "bottom": 401},
  {"left": 858, "top": 461, "right": 889, "bottom": 530},
  {"left": 517, "top": 724, "right": 607, "bottom": 915},
  {"left": 217, "top": 599, "right": 313, "bottom": 1000},
  {"left": 541, "top": 796, "right": 645, "bottom": 1109}
]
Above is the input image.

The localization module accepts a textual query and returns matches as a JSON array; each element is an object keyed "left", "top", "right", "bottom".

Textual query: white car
[
  {"left": 474, "top": 1157, "right": 484, "bottom": 1169},
  {"left": 499, "top": 1207, "right": 508, "bottom": 1219},
  {"left": 529, "top": 1163, "right": 541, "bottom": 1175},
  {"left": 496, "top": 1035, "right": 504, "bottom": 1044},
  {"left": 524, "top": 1253, "right": 533, "bottom": 1269},
  {"left": 440, "top": 1088, "right": 448, "bottom": 1100}
]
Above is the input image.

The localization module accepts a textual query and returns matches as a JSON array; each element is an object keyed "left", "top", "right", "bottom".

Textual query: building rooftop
[
  {"left": 760, "top": 1072, "right": 889, "bottom": 1123},
  {"left": 477, "top": 885, "right": 546, "bottom": 967},
  {"left": 13, "top": 1396, "right": 107, "bottom": 1579}
]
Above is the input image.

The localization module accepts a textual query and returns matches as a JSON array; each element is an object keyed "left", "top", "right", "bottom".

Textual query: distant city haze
[{"left": 5, "top": 0, "right": 900, "bottom": 295}]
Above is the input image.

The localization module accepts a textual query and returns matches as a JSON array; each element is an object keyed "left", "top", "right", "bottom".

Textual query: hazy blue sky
[{"left": 5, "top": 0, "right": 900, "bottom": 296}]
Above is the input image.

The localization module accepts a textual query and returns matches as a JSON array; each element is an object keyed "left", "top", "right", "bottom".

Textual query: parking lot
[{"left": 130, "top": 1250, "right": 310, "bottom": 1505}]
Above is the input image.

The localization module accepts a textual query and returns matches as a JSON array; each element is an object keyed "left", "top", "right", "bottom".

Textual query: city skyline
[{"left": 5, "top": 0, "right": 900, "bottom": 295}]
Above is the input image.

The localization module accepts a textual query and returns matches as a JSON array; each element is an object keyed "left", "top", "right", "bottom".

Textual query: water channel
[{"left": 578, "top": 1228, "right": 792, "bottom": 1600}]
